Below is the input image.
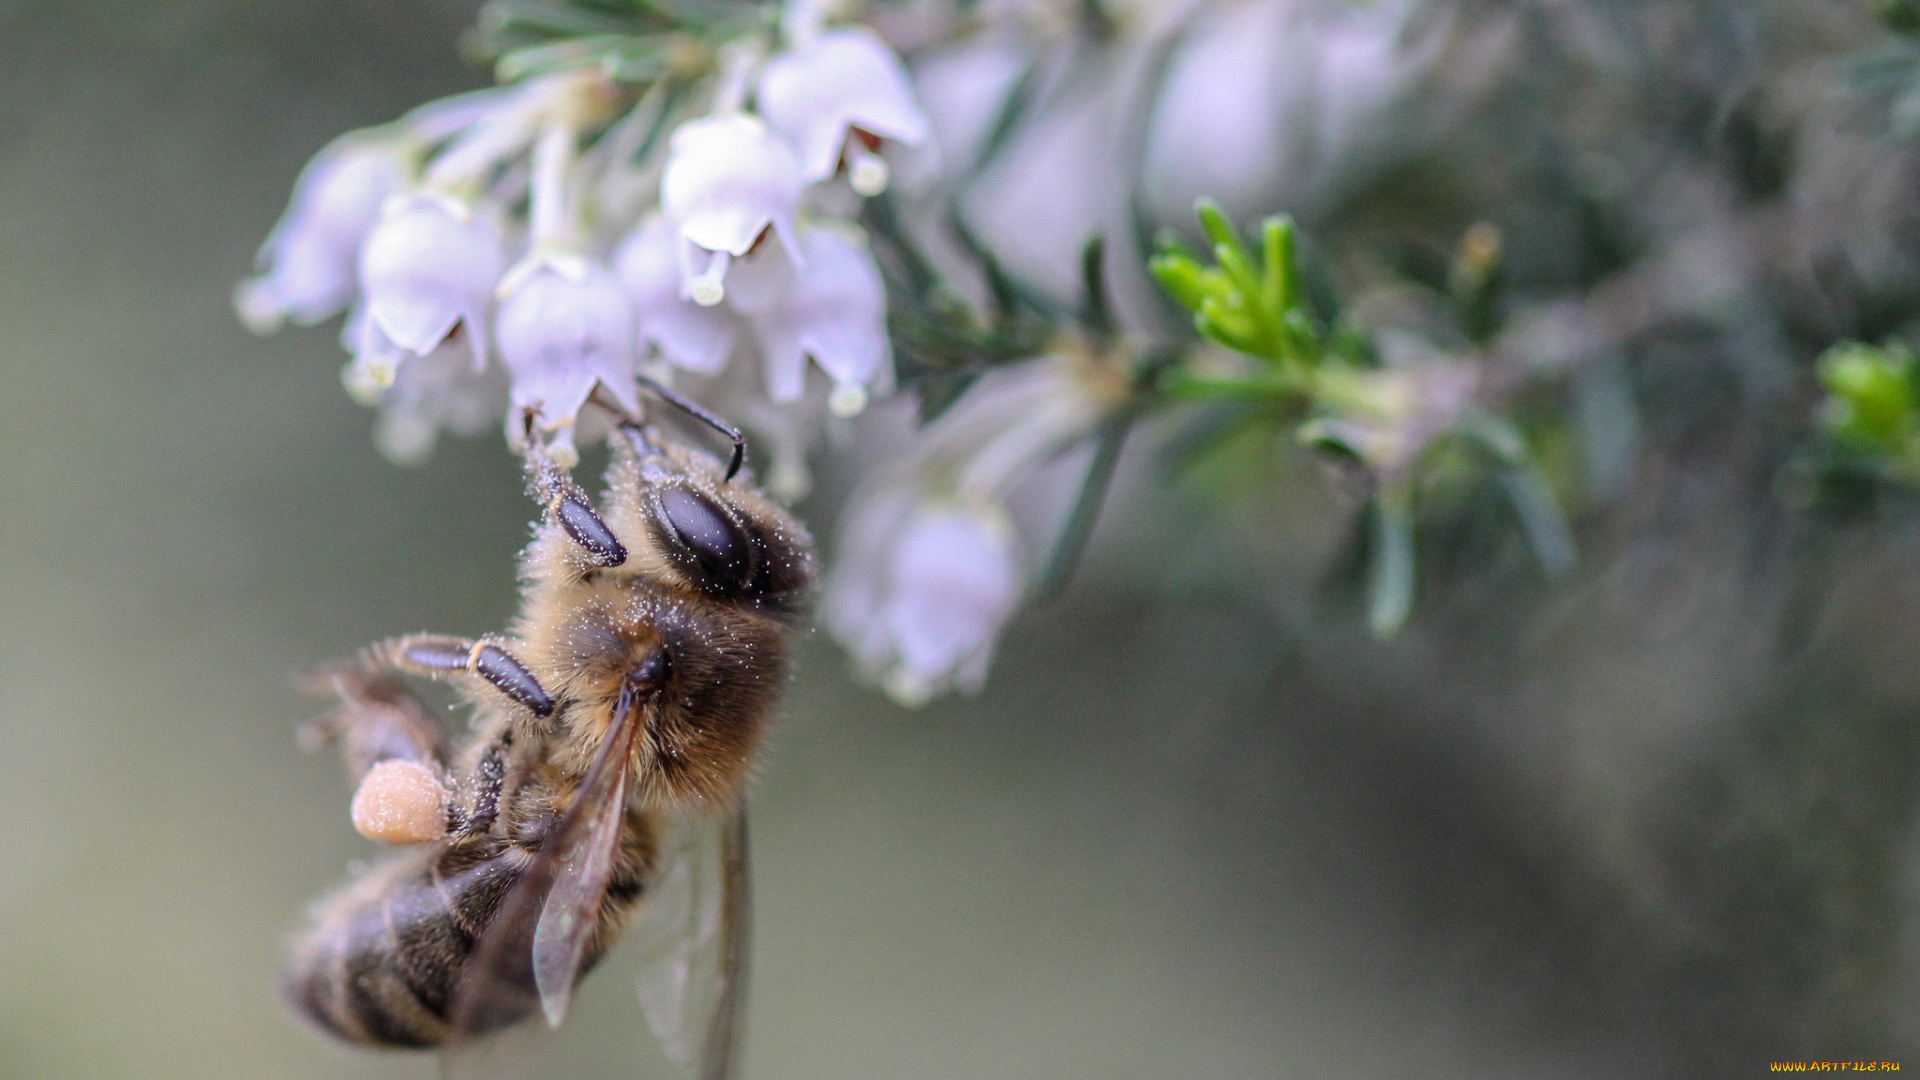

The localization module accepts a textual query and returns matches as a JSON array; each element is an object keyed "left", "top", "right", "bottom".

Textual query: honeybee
[{"left": 286, "top": 393, "right": 813, "bottom": 1080}]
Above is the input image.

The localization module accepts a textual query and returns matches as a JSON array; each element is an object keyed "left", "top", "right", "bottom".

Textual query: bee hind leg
[
  {"left": 299, "top": 655, "right": 457, "bottom": 844},
  {"left": 298, "top": 657, "right": 449, "bottom": 780},
  {"left": 452, "top": 729, "right": 511, "bottom": 839}
]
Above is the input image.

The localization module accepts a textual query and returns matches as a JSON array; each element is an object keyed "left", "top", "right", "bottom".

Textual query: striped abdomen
[
  {"left": 284, "top": 835, "right": 643, "bottom": 1048},
  {"left": 284, "top": 838, "right": 526, "bottom": 1047}
]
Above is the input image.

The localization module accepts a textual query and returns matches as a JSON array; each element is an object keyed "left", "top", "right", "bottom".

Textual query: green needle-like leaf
[
  {"left": 1148, "top": 254, "right": 1209, "bottom": 312},
  {"left": 1368, "top": 484, "right": 1417, "bottom": 639},
  {"left": 1196, "top": 199, "right": 1241, "bottom": 253},
  {"left": 1262, "top": 217, "right": 1293, "bottom": 317},
  {"left": 1499, "top": 464, "right": 1577, "bottom": 577},
  {"left": 1212, "top": 241, "right": 1263, "bottom": 302}
]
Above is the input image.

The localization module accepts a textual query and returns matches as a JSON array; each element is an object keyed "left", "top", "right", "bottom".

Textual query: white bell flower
[
  {"left": 826, "top": 493, "right": 1022, "bottom": 707},
  {"left": 495, "top": 260, "right": 639, "bottom": 460},
  {"left": 743, "top": 226, "right": 891, "bottom": 407},
  {"left": 659, "top": 114, "right": 806, "bottom": 305},
  {"left": 757, "top": 26, "right": 931, "bottom": 192},
  {"left": 824, "top": 355, "right": 1117, "bottom": 704},
  {"left": 620, "top": 219, "right": 891, "bottom": 409},
  {"left": 368, "top": 339, "right": 510, "bottom": 467},
  {"left": 358, "top": 195, "right": 508, "bottom": 372},
  {"left": 236, "top": 137, "right": 408, "bottom": 334},
  {"left": 616, "top": 216, "right": 740, "bottom": 376}
]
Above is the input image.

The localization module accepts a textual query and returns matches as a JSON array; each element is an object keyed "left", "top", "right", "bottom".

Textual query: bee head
[{"left": 596, "top": 426, "right": 814, "bottom": 618}]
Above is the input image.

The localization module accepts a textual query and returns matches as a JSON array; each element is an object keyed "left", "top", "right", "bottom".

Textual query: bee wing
[
  {"left": 633, "top": 803, "right": 749, "bottom": 1080},
  {"left": 443, "top": 684, "right": 647, "bottom": 1079}
]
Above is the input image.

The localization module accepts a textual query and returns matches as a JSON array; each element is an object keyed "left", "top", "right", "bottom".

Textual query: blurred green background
[{"left": 1, "top": 2, "right": 1917, "bottom": 1078}]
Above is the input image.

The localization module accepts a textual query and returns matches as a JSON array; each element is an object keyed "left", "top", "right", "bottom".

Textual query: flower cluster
[
  {"left": 240, "top": 18, "right": 928, "bottom": 469},
  {"left": 239, "top": 0, "right": 1562, "bottom": 705}
]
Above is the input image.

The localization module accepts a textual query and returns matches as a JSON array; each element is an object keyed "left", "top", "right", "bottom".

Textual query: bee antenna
[{"left": 634, "top": 375, "right": 747, "bottom": 482}]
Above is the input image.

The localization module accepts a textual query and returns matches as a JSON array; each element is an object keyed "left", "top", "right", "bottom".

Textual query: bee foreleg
[
  {"left": 387, "top": 635, "right": 556, "bottom": 719},
  {"left": 525, "top": 447, "right": 627, "bottom": 567},
  {"left": 593, "top": 381, "right": 746, "bottom": 482}
]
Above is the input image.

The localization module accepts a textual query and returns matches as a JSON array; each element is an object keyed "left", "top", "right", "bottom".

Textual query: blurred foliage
[
  {"left": 1877, "top": 0, "right": 1920, "bottom": 33},
  {"left": 861, "top": 189, "right": 1058, "bottom": 424},
  {"left": 1151, "top": 202, "right": 1570, "bottom": 636},
  {"left": 464, "top": 0, "right": 771, "bottom": 83},
  {"left": 1818, "top": 340, "right": 1920, "bottom": 475}
]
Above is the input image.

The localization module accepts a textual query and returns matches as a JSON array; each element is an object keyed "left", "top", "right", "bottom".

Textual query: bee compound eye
[{"left": 655, "top": 487, "right": 751, "bottom": 589}]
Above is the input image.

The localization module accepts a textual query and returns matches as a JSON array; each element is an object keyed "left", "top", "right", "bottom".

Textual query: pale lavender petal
[
  {"left": 743, "top": 228, "right": 888, "bottom": 396},
  {"left": 822, "top": 485, "right": 919, "bottom": 671},
  {"left": 660, "top": 114, "right": 806, "bottom": 263},
  {"left": 616, "top": 218, "right": 740, "bottom": 375},
  {"left": 239, "top": 138, "right": 408, "bottom": 332},
  {"left": 497, "top": 262, "right": 638, "bottom": 428},
  {"left": 882, "top": 508, "right": 1020, "bottom": 687},
  {"left": 373, "top": 341, "right": 510, "bottom": 466},
  {"left": 789, "top": 229, "right": 888, "bottom": 387},
  {"left": 359, "top": 197, "right": 507, "bottom": 366},
  {"left": 755, "top": 319, "right": 809, "bottom": 403},
  {"left": 759, "top": 27, "right": 931, "bottom": 181},
  {"left": 910, "top": 39, "right": 1027, "bottom": 176}
]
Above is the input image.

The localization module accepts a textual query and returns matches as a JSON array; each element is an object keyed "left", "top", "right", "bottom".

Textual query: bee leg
[
  {"left": 592, "top": 382, "right": 746, "bottom": 481},
  {"left": 386, "top": 635, "right": 557, "bottom": 719},
  {"left": 524, "top": 446, "right": 627, "bottom": 567},
  {"left": 301, "top": 655, "right": 455, "bottom": 844},
  {"left": 449, "top": 730, "right": 512, "bottom": 839},
  {"left": 640, "top": 374, "right": 745, "bottom": 481},
  {"left": 299, "top": 657, "right": 449, "bottom": 781}
]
